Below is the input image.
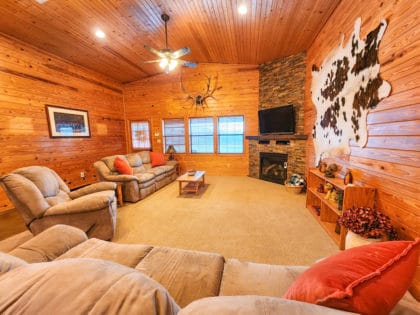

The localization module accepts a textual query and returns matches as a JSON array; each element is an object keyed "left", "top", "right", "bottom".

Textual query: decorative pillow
[
  {"left": 150, "top": 151, "right": 166, "bottom": 167},
  {"left": 283, "top": 239, "right": 420, "bottom": 315},
  {"left": 113, "top": 156, "right": 133, "bottom": 175}
]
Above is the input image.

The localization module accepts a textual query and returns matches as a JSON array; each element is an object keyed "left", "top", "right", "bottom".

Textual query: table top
[{"left": 176, "top": 170, "right": 205, "bottom": 182}]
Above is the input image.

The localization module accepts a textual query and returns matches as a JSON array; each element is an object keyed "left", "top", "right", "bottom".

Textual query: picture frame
[{"left": 45, "top": 105, "right": 91, "bottom": 138}]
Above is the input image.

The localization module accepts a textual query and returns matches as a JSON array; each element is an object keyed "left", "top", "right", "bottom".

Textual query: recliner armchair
[{"left": 0, "top": 166, "right": 117, "bottom": 240}]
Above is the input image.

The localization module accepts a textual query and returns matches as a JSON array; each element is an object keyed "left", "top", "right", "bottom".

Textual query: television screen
[{"left": 258, "top": 105, "right": 295, "bottom": 134}]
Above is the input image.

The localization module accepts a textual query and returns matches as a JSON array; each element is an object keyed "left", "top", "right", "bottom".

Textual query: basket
[{"left": 285, "top": 181, "right": 303, "bottom": 194}]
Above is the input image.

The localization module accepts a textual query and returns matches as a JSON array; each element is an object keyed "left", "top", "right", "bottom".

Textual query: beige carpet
[{"left": 113, "top": 176, "right": 339, "bottom": 266}]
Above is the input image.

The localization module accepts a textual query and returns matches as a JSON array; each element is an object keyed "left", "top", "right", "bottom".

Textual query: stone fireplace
[
  {"left": 247, "top": 52, "right": 307, "bottom": 182},
  {"left": 260, "top": 152, "right": 288, "bottom": 184},
  {"left": 248, "top": 137, "right": 306, "bottom": 182}
]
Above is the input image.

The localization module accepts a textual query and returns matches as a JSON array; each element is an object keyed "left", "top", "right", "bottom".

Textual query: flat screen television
[{"left": 258, "top": 105, "right": 295, "bottom": 134}]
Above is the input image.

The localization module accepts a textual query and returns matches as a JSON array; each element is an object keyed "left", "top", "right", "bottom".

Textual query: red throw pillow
[
  {"left": 150, "top": 151, "right": 166, "bottom": 167},
  {"left": 113, "top": 156, "right": 133, "bottom": 175},
  {"left": 284, "top": 239, "right": 420, "bottom": 315}
]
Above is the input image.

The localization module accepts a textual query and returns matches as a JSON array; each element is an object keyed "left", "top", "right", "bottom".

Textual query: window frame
[
  {"left": 188, "top": 117, "right": 215, "bottom": 154},
  {"left": 162, "top": 118, "right": 186, "bottom": 154},
  {"left": 129, "top": 120, "right": 152, "bottom": 151},
  {"left": 217, "top": 115, "right": 245, "bottom": 154}
]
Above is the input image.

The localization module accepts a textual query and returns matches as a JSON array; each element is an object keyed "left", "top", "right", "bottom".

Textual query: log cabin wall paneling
[
  {"left": 305, "top": 0, "right": 419, "bottom": 240},
  {"left": 0, "top": 33, "right": 125, "bottom": 213},
  {"left": 305, "top": 0, "right": 420, "bottom": 298},
  {"left": 123, "top": 63, "right": 259, "bottom": 175}
]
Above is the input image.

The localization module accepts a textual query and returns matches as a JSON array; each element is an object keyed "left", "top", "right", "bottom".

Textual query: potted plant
[{"left": 337, "top": 206, "right": 397, "bottom": 248}]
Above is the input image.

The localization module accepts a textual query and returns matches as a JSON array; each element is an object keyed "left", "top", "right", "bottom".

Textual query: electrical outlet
[{"left": 80, "top": 172, "right": 85, "bottom": 178}]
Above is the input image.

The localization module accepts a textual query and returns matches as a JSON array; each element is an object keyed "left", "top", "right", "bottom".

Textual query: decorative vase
[{"left": 345, "top": 231, "right": 383, "bottom": 249}]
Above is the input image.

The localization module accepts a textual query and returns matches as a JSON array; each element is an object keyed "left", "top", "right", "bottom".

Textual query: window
[
  {"left": 218, "top": 116, "right": 244, "bottom": 153},
  {"left": 189, "top": 117, "right": 214, "bottom": 153},
  {"left": 162, "top": 118, "right": 185, "bottom": 153},
  {"left": 130, "top": 120, "right": 151, "bottom": 150}
]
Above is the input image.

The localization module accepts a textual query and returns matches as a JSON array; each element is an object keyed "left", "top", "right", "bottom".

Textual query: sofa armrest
[
  {"left": 7, "top": 225, "right": 87, "bottom": 263},
  {"left": 45, "top": 191, "right": 115, "bottom": 216},
  {"left": 69, "top": 182, "right": 117, "bottom": 199}
]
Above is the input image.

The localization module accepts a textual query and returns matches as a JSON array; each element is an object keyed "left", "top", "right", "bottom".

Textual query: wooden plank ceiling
[{"left": 0, "top": 0, "right": 341, "bottom": 83}]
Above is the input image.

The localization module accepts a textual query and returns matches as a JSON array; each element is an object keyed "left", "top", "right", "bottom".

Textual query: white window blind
[
  {"left": 189, "top": 117, "right": 214, "bottom": 153},
  {"left": 162, "top": 118, "right": 185, "bottom": 153},
  {"left": 218, "top": 116, "right": 244, "bottom": 153}
]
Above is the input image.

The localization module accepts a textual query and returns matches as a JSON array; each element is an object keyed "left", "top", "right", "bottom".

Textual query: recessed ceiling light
[
  {"left": 238, "top": 4, "right": 247, "bottom": 15},
  {"left": 35, "top": 0, "right": 48, "bottom": 4},
  {"left": 95, "top": 29, "right": 106, "bottom": 39}
]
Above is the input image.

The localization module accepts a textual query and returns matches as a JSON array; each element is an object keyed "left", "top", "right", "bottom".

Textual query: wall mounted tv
[{"left": 258, "top": 104, "right": 295, "bottom": 135}]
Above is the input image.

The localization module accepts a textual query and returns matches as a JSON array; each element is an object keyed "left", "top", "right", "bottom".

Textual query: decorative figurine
[{"left": 344, "top": 169, "right": 353, "bottom": 185}]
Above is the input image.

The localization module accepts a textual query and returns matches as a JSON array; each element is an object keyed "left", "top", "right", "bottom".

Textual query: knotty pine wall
[
  {"left": 305, "top": 0, "right": 419, "bottom": 240},
  {"left": 123, "top": 64, "right": 259, "bottom": 175},
  {"left": 0, "top": 33, "right": 125, "bottom": 213},
  {"left": 305, "top": 0, "right": 420, "bottom": 298}
]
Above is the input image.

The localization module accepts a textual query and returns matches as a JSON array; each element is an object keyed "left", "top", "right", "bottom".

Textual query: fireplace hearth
[{"left": 259, "top": 152, "right": 288, "bottom": 185}]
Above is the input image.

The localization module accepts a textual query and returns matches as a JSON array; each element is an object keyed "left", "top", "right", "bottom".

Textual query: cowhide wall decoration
[{"left": 311, "top": 18, "right": 391, "bottom": 164}]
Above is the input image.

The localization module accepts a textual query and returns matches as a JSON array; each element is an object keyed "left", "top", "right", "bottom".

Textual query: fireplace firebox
[{"left": 259, "top": 152, "right": 288, "bottom": 185}]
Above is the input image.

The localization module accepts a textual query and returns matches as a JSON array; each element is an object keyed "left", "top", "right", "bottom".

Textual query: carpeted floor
[{"left": 113, "top": 175, "right": 339, "bottom": 266}]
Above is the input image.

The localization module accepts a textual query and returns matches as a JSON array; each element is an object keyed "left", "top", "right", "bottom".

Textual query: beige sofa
[
  {"left": 0, "top": 225, "right": 418, "bottom": 314},
  {"left": 94, "top": 152, "right": 178, "bottom": 202}
]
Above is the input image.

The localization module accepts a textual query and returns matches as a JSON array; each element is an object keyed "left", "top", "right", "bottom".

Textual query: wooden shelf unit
[{"left": 306, "top": 168, "right": 376, "bottom": 250}]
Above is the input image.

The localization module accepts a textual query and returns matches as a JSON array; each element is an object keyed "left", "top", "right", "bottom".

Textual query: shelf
[
  {"left": 246, "top": 134, "right": 308, "bottom": 141},
  {"left": 309, "top": 168, "right": 347, "bottom": 190},
  {"left": 306, "top": 168, "right": 375, "bottom": 250}
]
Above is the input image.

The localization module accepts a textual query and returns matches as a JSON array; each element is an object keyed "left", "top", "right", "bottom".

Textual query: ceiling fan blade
[
  {"left": 141, "top": 59, "right": 161, "bottom": 64},
  {"left": 170, "top": 47, "right": 191, "bottom": 59},
  {"left": 179, "top": 60, "right": 197, "bottom": 68},
  {"left": 144, "top": 45, "right": 166, "bottom": 58}
]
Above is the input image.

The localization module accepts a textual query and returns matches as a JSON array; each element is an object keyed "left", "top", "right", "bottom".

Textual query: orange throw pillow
[
  {"left": 113, "top": 156, "right": 133, "bottom": 175},
  {"left": 284, "top": 239, "right": 420, "bottom": 315},
  {"left": 150, "top": 151, "right": 166, "bottom": 167}
]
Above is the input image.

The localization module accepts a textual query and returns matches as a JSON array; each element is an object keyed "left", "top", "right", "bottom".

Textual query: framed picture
[{"left": 46, "top": 105, "right": 91, "bottom": 138}]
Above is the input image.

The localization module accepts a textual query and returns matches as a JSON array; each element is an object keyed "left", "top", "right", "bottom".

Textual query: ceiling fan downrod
[{"left": 161, "top": 13, "right": 170, "bottom": 49}]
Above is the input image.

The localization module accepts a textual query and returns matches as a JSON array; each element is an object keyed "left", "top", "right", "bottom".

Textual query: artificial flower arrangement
[{"left": 337, "top": 206, "right": 398, "bottom": 240}]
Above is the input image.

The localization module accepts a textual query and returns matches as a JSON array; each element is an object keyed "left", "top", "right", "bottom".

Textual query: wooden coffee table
[{"left": 176, "top": 171, "right": 206, "bottom": 195}]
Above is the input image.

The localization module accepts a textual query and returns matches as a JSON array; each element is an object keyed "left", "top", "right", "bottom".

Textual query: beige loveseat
[
  {"left": 0, "top": 225, "right": 418, "bottom": 314},
  {"left": 94, "top": 152, "right": 178, "bottom": 202}
]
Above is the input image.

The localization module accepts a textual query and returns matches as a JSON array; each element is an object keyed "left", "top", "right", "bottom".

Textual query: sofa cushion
[
  {"left": 179, "top": 296, "right": 357, "bottom": 315},
  {"left": 132, "top": 165, "right": 146, "bottom": 173},
  {"left": 139, "top": 151, "right": 151, "bottom": 164},
  {"left": 8, "top": 224, "right": 88, "bottom": 263},
  {"left": 57, "top": 238, "right": 153, "bottom": 268},
  {"left": 150, "top": 151, "right": 166, "bottom": 167},
  {"left": 0, "top": 258, "right": 180, "bottom": 315},
  {"left": 135, "top": 172, "right": 155, "bottom": 184},
  {"left": 0, "top": 253, "right": 27, "bottom": 276},
  {"left": 147, "top": 166, "right": 167, "bottom": 176},
  {"left": 136, "top": 246, "right": 225, "bottom": 308},
  {"left": 0, "top": 230, "right": 33, "bottom": 253},
  {"left": 126, "top": 153, "right": 143, "bottom": 167},
  {"left": 220, "top": 259, "right": 307, "bottom": 297},
  {"left": 14, "top": 166, "right": 60, "bottom": 197},
  {"left": 284, "top": 239, "right": 420, "bottom": 315},
  {"left": 114, "top": 156, "right": 134, "bottom": 175}
]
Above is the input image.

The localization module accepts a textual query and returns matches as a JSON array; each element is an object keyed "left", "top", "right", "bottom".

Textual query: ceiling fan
[{"left": 143, "top": 13, "right": 197, "bottom": 73}]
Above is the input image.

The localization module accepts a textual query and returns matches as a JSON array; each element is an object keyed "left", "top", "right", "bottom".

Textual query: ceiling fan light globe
[
  {"left": 169, "top": 59, "right": 178, "bottom": 71},
  {"left": 159, "top": 58, "right": 169, "bottom": 68}
]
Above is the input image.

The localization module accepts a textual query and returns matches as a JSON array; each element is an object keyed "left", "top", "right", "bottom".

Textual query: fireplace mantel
[{"left": 246, "top": 134, "right": 308, "bottom": 141}]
